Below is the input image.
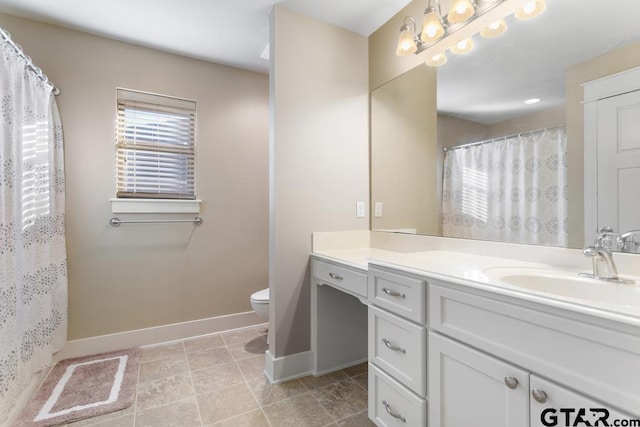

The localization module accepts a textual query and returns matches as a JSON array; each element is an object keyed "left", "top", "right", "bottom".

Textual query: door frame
[{"left": 582, "top": 65, "right": 640, "bottom": 244}]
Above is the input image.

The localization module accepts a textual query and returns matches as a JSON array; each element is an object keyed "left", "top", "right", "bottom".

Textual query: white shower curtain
[
  {"left": 442, "top": 127, "right": 568, "bottom": 247},
  {"left": 0, "top": 33, "right": 67, "bottom": 422}
]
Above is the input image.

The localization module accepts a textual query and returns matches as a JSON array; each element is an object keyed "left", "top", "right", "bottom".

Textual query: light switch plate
[
  {"left": 374, "top": 202, "right": 383, "bottom": 217},
  {"left": 356, "top": 201, "right": 366, "bottom": 218}
]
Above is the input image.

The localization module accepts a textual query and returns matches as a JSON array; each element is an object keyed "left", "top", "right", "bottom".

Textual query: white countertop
[{"left": 312, "top": 248, "right": 640, "bottom": 327}]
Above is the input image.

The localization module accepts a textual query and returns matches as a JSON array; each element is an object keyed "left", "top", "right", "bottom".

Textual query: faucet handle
[{"left": 582, "top": 246, "right": 598, "bottom": 257}]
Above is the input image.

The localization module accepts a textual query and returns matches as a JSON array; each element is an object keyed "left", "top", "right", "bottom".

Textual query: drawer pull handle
[
  {"left": 329, "top": 272, "right": 344, "bottom": 281},
  {"left": 504, "top": 376, "right": 519, "bottom": 389},
  {"left": 532, "top": 389, "right": 548, "bottom": 404},
  {"left": 382, "top": 338, "right": 406, "bottom": 353},
  {"left": 382, "top": 400, "right": 406, "bottom": 423},
  {"left": 382, "top": 287, "right": 406, "bottom": 298}
]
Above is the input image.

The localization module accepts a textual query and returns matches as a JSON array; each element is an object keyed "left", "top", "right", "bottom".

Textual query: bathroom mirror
[{"left": 371, "top": 0, "right": 640, "bottom": 249}]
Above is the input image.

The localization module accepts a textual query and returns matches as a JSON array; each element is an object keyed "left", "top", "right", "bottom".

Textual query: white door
[
  {"left": 530, "top": 375, "right": 633, "bottom": 427},
  {"left": 428, "top": 332, "right": 529, "bottom": 427},
  {"left": 596, "top": 89, "right": 640, "bottom": 234}
]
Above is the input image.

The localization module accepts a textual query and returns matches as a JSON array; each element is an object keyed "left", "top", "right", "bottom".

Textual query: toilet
[{"left": 250, "top": 288, "right": 269, "bottom": 321}]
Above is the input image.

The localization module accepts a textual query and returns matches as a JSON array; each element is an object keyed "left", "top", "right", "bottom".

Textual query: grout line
[{"left": 182, "top": 342, "right": 204, "bottom": 427}]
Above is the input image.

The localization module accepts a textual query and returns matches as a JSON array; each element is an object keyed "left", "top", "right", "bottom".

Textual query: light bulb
[
  {"left": 426, "top": 52, "right": 448, "bottom": 67},
  {"left": 515, "top": 0, "right": 546, "bottom": 20},
  {"left": 447, "top": 0, "right": 475, "bottom": 24},
  {"left": 396, "top": 26, "right": 417, "bottom": 56},
  {"left": 480, "top": 19, "right": 507, "bottom": 38},
  {"left": 421, "top": 8, "right": 445, "bottom": 43},
  {"left": 451, "top": 38, "right": 474, "bottom": 54}
]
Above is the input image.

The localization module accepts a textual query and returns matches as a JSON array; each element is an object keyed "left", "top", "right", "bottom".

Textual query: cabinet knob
[
  {"left": 382, "top": 400, "right": 406, "bottom": 423},
  {"left": 329, "top": 272, "right": 343, "bottom": 281},
  {"left": 504, "top": 376, "right": 519, "bottom": 389},
  {"left": 532, "top": 389, "right": 548, "bottom": 403}
]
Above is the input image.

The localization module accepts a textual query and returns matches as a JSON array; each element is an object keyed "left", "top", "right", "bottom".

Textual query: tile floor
[{"left": 63, "top": 325, "right": 375, "bottom": 427}]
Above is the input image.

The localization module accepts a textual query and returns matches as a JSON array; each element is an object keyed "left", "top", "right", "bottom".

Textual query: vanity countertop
[{"left": 312, "top": 248, "right": 640, "bottom": 327}]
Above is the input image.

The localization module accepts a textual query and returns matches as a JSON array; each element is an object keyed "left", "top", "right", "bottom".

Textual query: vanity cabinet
[
  {"left": 310, "top": 257, "right": 368, "bottom": 375},
  {"left": 367, "top": 266, "right": 428, "bottom": 425},
  {"left": 429, "top": 332, "right": 633, "bottom": 427}
]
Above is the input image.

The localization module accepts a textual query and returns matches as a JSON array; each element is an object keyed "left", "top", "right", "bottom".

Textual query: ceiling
[
  {"left": 1, "top": 0, "right": 639, "bottom": 124},
  {"left": 0, "top": 0, "right": 412, "bottom": 74}
]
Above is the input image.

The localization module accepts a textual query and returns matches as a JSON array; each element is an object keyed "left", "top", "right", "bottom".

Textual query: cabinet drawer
[
  {"left": 368, "top": 266, "right": 427, "bottom": 324},
  {"left": 369, "top": 363, "right": 427, "bottom": 427},
  {"left": 429, "top": 281, "right": 640, "bottom": 417},
  {"left": 311, "top": 258, "right": 367, "bottom": 298},
  {"left": 369, "top": 306, "right": 427, "bottom": 396}
]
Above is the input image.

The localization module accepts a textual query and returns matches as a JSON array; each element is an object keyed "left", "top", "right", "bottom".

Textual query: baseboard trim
[
  {"left": 313, "top": 357, "right": 368, "bottom": 377},
  {"left": 55, "top": 311, "right": 263, "bottom": 362},
  {"left": 264, "top": 350, "right": 313, "bottom": 384}
]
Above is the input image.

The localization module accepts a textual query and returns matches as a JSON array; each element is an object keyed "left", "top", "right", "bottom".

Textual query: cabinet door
[
  {"left": 530, "top": 375, "right": 634, "bottom": 427},
  {"left": 428, "top": 332, "right": 529, "bottom": 427}
]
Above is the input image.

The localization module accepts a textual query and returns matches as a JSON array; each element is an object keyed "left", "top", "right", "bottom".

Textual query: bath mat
[{"left": 14, "top": 347, "right": 140, "bottom": 427}]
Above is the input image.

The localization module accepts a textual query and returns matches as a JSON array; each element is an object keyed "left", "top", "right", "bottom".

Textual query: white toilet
[{"left": 250, "top": 288, "right": 269, "bottom": 321}]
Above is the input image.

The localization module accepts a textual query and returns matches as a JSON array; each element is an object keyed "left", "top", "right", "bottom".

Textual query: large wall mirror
[{"left": 371, "top": 0, "right": 640, "bottom": 250}]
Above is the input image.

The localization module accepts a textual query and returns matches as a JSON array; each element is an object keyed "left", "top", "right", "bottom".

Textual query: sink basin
[{"left": 481, "top": 266, "right": 640, "bottom": 313}]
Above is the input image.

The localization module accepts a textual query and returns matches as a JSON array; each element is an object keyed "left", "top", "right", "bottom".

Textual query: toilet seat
[{"left": 250, "top": 288, "right": 269, "bottom": 303}]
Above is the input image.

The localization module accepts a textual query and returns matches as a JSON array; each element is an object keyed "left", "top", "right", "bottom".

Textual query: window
[{"left": 116, "top": 89, "right": 196, "bottom": 200}]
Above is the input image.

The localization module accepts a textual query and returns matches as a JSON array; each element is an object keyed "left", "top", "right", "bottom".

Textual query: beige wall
[
  {"left": 0, "top": 13, "right": 269, "bottom": 340},
  {"left": 270, "top": 6, "right": 369, "bottom": 357},
  {"left": 487, "top": 105, "right": 566, "bottom": 139},
  {"left": 371, "top": 66, "right": 438, "bottom": 234},
  {"left": 565, "top": 42, "right": 640, "bottom": 248}
]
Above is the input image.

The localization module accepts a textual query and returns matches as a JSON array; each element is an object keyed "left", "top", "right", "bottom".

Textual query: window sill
[{"left": 110, "top": 198, "right": 201, "bottom": 214}]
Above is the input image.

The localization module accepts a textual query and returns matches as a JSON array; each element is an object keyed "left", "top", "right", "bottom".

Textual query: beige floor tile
[
  {"left": 139, "top": 343, "right": 184, "bottom": 364},
  {"left": 343, "top": 363, "right": 367, "bottom": 378},
  {"left": 337, "top": 409, "right": 376, "bottom": 426},
  {"left": 191, "top": 362, "right": 245, "bottom": 395},
  {"left": 247, "top": 377, "right": 307, "bottom": 406},
  {"left": 236, "top": 355, "right": 266, "bottom": 380},
  {"left": 197, "top": 383, "right": 258, "bottom": 425},
  {"left": 135, "top": 398, "right": 201, "bottom": 427},
  {"left": 311, "top": 379, "right": 368, "bottom": 420},
  {"left": 352, "top": 373, "right": 368, "bottom": 391},
  {"left": 138, "top": 356, "right": 189, "bottom": 384},
  {"left": 254, "top": 324, "right": 269, "bottom": 336},
  {"left": 206, "top": 409, "right": 270, "bottom": 426},
  {"left": 220, "top": 328, "right": 260, "bottom": 345},
  {"left": 300, "top": 370, "right": 350, "bottom": 390},
  {"left": 186, "top": 346, "right": 233, "bottom": 371},
  {"left": 183, "top": 334, "right": 225, "bottom": 354},
  {"left": 227, "top": 337, "right": 268, "bottom": 361},
  {"left": 262, "top": 393, "right": 334, "bottom": 427},
  {"left": 135, "top": 373, "right": 194, "bottom": 412}
]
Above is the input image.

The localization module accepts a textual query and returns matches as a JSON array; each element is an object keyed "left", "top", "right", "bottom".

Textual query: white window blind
[{"left": 116, "top": 89, "right": 196, "bottom": 199}]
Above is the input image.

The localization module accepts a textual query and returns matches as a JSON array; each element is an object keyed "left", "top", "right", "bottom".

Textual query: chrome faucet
[
  {"left": 581, "top": 244, "right": 619, "bottom": 280},
  {"left": 617, "top": 230, "right": 640, "bottom": 253}
]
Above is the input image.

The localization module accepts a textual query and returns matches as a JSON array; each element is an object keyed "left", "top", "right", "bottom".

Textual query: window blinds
[{"left": 116, "top": 89, "right": 196, "bottom": 199}]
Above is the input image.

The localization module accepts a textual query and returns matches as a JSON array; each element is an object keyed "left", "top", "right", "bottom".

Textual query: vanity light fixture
[
  {"left": 451, "top": 37, "right": 475, "bottom": 54},
  {"left": 396, "top": 16, "right": 418, "bottom": 56},
  {"left": 426, "top": 52, "right": 448, "bottom": 66},
  {"left": 396, "top": 0, "right": 546, "bottom": 66},
  {"left": 480, "top": 19, "right": 507, "bottom": 38},
  {"left": 515, "top": 0, "right": 546, "bottom": 20},
  {"left": 448, "top": 0, "right": 476, "bottom": 24}
]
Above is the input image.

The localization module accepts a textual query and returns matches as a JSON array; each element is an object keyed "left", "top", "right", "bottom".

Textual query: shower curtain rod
[
  {"left": 0, "top": 27, "right": 61, "bottom": 96},
  {"left": 443, "top": 125, "right": 566, "bottom": 152}
]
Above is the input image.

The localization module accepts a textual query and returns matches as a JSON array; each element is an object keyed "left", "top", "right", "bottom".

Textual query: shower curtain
[
  {"left": 0, "top": 33, "right": 67, "bottom": 422},
  {"left": 442, "top": 127, "right": 568, "bottom": 247}
]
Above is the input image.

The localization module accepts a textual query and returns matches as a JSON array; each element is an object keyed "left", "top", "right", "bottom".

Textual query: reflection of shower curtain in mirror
[{"left": 441, "top": 127, "right": 568, "bottom": 247}]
